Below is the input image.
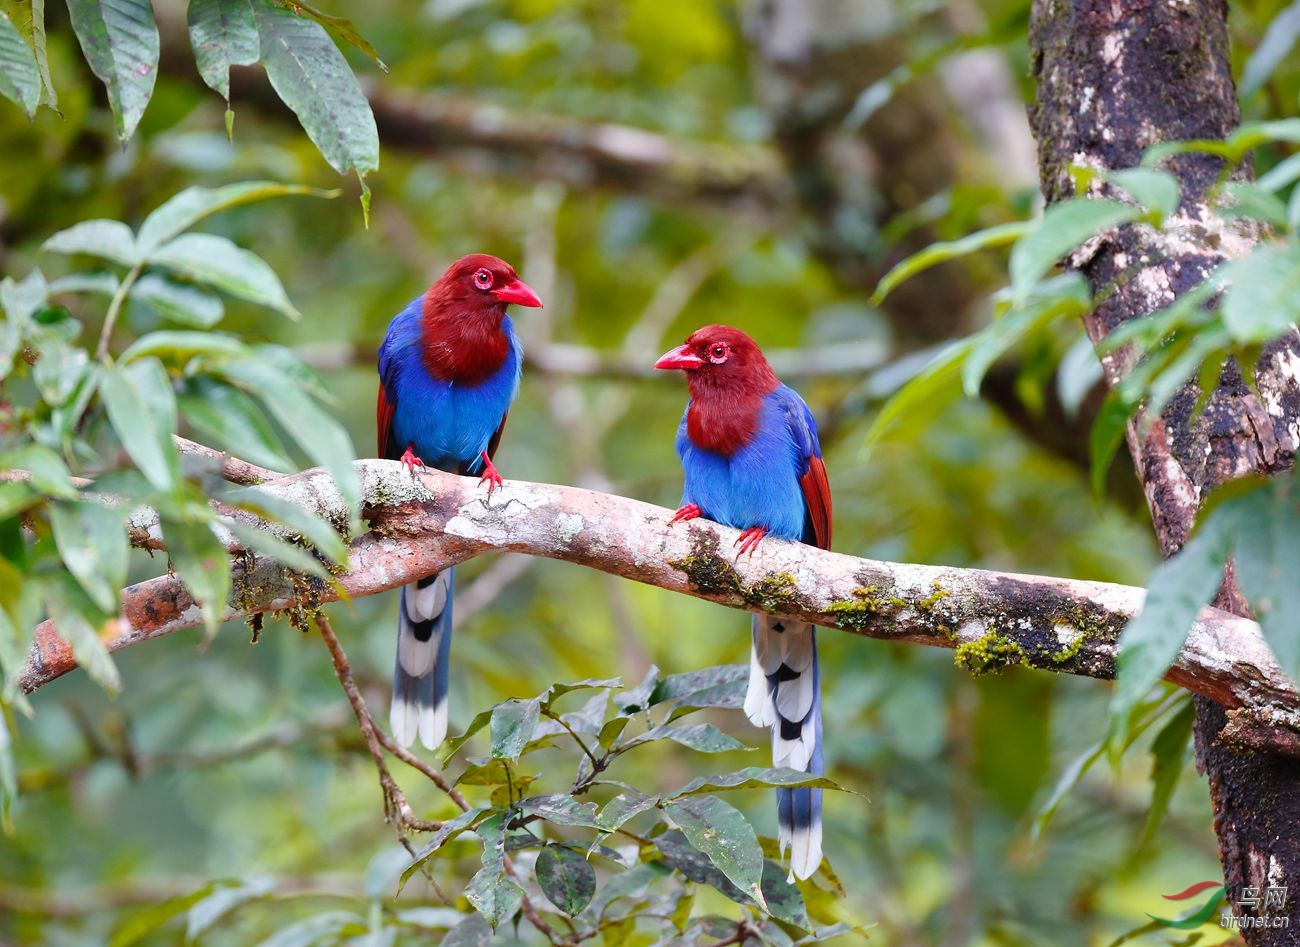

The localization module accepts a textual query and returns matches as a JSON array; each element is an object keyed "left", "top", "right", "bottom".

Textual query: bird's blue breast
[
  {"left": 379, "top": 298, "right": 521, "bottom": 474},
  {"left": 677, "top": 386, "right": 812, "bottom": 541}
]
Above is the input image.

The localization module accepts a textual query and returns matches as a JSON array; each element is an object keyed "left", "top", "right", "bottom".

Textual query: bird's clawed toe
[
  {"left": 735, "top": 526, "right": 767, "bottom": 556},
  {"left": 669, "top": 503, "right": 702, "bottom": 525},
  {"left": 478, "top": 451, "right": 504, "bottom": 493},
  {"left": 400, "top": 446, "right": 426, "bottom": 478}
]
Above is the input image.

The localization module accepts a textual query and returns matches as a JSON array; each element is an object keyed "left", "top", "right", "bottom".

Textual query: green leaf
[
  {"left": 672, "top": 767, "right": 850, "bottom": 798},
  {"left": 1137, "top": 698, "right": 1194, "bottom": 852},
  {"left": 1, "top": 0, "right": 56, "bottom": 109},
  {"left": 398, "top": 808, "right": 489, "bottom": 891},
  {"left": 186, "top": 0, "right": 258, "bottom": 104},
  {"left": 137, "top": 182, "right": 334, "bottom": 255},
  {"left": 0, "top": 444, "right": 76, "bottom": 499},
  {"left": 864, "top": 341, "right": 967, "bottom": 449},
  {"left": 597, "top": 788, "right": 659, "bottom": 831},
  {"left": 265, "top": 0, "right": 387, "bottom": 70},
  {"left": 1088, "top": 391, "right": 1131, "bottom": 499},
  {"left": 149, "top": 233, "right": 299, "bottom": 319},
  {"left": 127, "top": 274, "right": 226, "bottom": 329},
  {"left": 251, "top": 911, "right": 364, "bottom": 947},
  {"left": 65, "top": 0, "right": 159, "bottom": 140},
  {"left": 441, "top": 708, "right": 494, "bottom": 762},
  {"left": 49, "top": 272, "right": 121, "bottom": 298},
  {"left": 186, "top": 879, "right": 276, "bottom": 941},
  {"left": 1230, "top": 477, "right": 1300, "bottom": 682},
  {"left": 1110, "top": 518, "right": 1231, "bottom": 737},
  {"left": 49, "top": 501, "right": 128, "bottom": 613},
  {"left": 439, "top": 914, "right": 490, "bottom": 947},
  {"left": 626, "top": 723, "right": 748, "bottom": 754},
  {"left": 1030, "top": 740, "right": 1104, "bottom": 845},
  {"left": 1219, "top": 244, "right": 1300, "bottom": 344},
  {"left": 1258, "top": 152, "right": 1300, "bottom": 192},
  {"left": 662, "top": 795, "right": 766, "bottom": 908},
  {"left": 119, "top": 330, "right": 249, "bottom": 365},
  {"left": 1105, "top": 168, "right": 1180, "bottom": 222},
  {"left": 516, "top": 794, "right": 602, "bottom": 828},
  {"left": 222, "top": 521, "right": 329, "bottom": 579},
  {"left": 43, "top": 220, "right": 140, "bottom": 267},
  {"left": 597, "top": 716, "right": 629, "bottom": 749},
  {"left": 961, "top": 279, "right": 1089, "bottom": 397},
  {"left": 222, "top": 486, "right": 347, "bottom": 564},
  {"left": 465, "top": 867, "right": 522, "bottom": 931},
  {"left": 535, "top": 846, "right": 596, "bottom": 917},
  {"left": 45, "top": 575, "right": 121, "bottom": 694},
  {"left": 1219, "top": 182, "right": 1290, "bottom": 228},
  {"left": 215, "top": 356, "right": 360, "bottom": 513},
  {"left": 0, "top": 709, "right": 15, "bottom": 829},
  {"left": 178, "top": 380, "right": 293, "bottom": 473},
  {"left": 870, "top": 221, "right": 1031, "bottom": 305},
  {"left": 250, "top": 0, "right": 379, "bottom": 182},
  {"left": 162, "top": 515, "right": 231, "bottom": 635},
  {"left": 760, "top": 859, "right": 810, "bottom": 930},
  {"left": 0, "top": 6, "right": 39, "bottom": 116},
  {"left": 100, "top": 358, "right": 180, "bottom": 491},
  {"left": 109, "top": 886, "right": 215, "bottom": 947},
  {"left": 1241, "top": 0, "right": 1300, "bottom": 97},
  {"left": 488, "top": 697, "right": 540, "bottom": 760},
  {"left": 1008, "top": 199, "right": 1140, "bottom": 300}
]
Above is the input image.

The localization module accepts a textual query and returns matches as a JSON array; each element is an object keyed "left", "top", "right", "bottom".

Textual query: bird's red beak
[
  {"left": 654, "top": 344, "right": 704, "bottom": 371},
  {"left": 492, "top": 278, "right": 543, "bottom": 308}
]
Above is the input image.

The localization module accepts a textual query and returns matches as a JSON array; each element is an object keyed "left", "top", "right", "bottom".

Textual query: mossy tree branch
[{"left": 20, "top": 459, "right": 1300, "bottom": 756}]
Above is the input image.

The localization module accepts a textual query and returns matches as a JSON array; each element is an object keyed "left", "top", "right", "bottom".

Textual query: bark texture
[
  {"left": 1029, "top": 0, "right": 1300, "bottom": 936},
  {"left": 20, "top": 462, "right": 1300, "bottom": 759}
]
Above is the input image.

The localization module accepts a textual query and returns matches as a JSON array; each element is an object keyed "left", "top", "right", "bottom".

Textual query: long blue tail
[
  {"left": 390, "top": 567, "right": 454, "bottom": 749},
  {"left": 745, "top": 614, "right": 823, "bottom": 880}
]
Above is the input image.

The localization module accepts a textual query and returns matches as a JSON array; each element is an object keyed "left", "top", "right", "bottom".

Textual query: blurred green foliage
[{"left": 4, "top": 0, "right": 1300, "bottom": 943}]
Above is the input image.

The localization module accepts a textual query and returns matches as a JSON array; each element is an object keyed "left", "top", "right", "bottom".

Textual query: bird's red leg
[
  {"left": 735, "top": 526, "right": 768, "bottom": 557},
  {"left": 399, "top": 445, "right": 425, "bottom": 478},
  {"left": 478, "top": 451, "right": 504, "bottom": 493},
  {"left": 669, "top": 503, "right": 702, "bottom": 524}
]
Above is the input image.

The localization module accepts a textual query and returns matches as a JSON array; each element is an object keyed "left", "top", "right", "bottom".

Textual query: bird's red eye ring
[
  {"left": 708, "top": 343, "right": 729, "bottom": 363},
  {"left": 474, "top": 268, "right": 494, "bottom": 289}
]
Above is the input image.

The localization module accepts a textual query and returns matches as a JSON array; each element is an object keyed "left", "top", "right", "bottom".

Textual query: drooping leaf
[
  {"left": 218, "top": 356, "right": 359, "bottom": 513},
  {"left": 162, "top": 515, "right": 231, "bottom": 636},
  {"left": 535, "top": 845, "right": 597, "bottom": 916},
  {"left": 961, "top": 277, "right": 1090, "bottom": 397},
  {"left": 186, "top": 0, "right": 259, "bottom": 104},
  {"left": 136, "top": 182, "right": 333, "bottom": 255},
  {"left": 649, "top": 664, "right": 747, "bottom": 709},
  {"left": 0, "top": 6, "right": 39, "bottom": 116},
  {"left": 1229, "top": 477, "right": 1300, "bottom": 682},
  {"left": 597, "top": 788, "right": 659, "bottom": 831},
  {"left": 1008, "top": 198, "right": 1140, "bottom": 300},
  {"left": 251, "top": 911, "right": 365, "bottom": 947},
  {"left": 1, "top": 0, "right": 55, "bottom": 109},
  {"left": 99, "top": 358, "right": 180, "bottom": 491},
  {"left": 1219, "top": 182, "right": 1290, "bottom": 228},
  {"left": 119, "top": 331, "right": 249, "bottom": 365},
  {"left": 148, "top": 233, "right": 299, "bottom": 319},
  {"left": 1137, "top": 698, "right": 1195, "bottom": 853},
  {"left": 439, "top": 914, "right": 490, "bottom": 947},
  {"left": 250, "top": 0, "right": 379, "bottom": 182},
  {"left": 671, "top": 767, "right": 849, "bottom": 798},
  {"left": 178, "top": 379, "right": 293, "bottom": 473},
  {"left": 44, "top": 576, "right": 120, "bottom": 694},
  {"left": 398, "top": 808, "right": 488, "bottom": 891},
  {"left": 870, "top": 221, "right": 1032, "bottom": 305},
  {"left": 1106, "top": 168, "right": 1181, "bottom": 222},
  {"left": 516, "top": 794, "right": 602, "bottom": 828},
  {"left": 65, "top": 0, "right": 159, "bottom": 140},
  {"left": 265, "top": 0, "right": 387, "bottom": 70},
  {"left": 0, "top": 444, "right": 76, "bottom": 499},
  {"left": 1088, "top": 390, "right": 1131, "bottom": 500},
  {"left": 185, "top": 878, "right": 275, "bottom": 941},
  {"left": 1110, "top": 517, "right": 1231, "bottom": 738},
  {"left": 760, "top": 859, "right": 811, "bottom": 930},
  {"left": 488, "top": 697, "right": 541, "bottom": 760},
  {"left": 43, "top": 220, "right": 140, "bottom": 267},
  {"left": 128, "top": 274, "right": 225, "bottom": 329},
  {"left": 465, "top": 867, "right": 523, "bottom": 931},
  {"left": 1219, "top": 244, "right": 1300, "bottom": 344},
  {"left": 1241, "top": 0, "right": 1300, "bottom": 97},
  {"left": 222, "top": 521, "right": 329, "bottom": 579},
  {"left": 662, "top": 795, "right": 766, "bottom": 908},
  {"left": 49, "top": 501, "right": 128, "bottom": 614},
  {"left": 625, "top": 723, "right": 748, "bottom": 754},
  {"left": 222, "top": 486, "right": 347, "bottom": 564},
  {"left": 1030, "top": 739, "right": 1103, "bottom": 845},
  {"left": 109, "top": 886, "right": 215, "bottom": 947}
]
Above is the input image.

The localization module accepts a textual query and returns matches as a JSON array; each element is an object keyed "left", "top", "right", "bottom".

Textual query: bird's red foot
[
  {"left": 400, "top": 446, "right": 425, "bottom": 478},
  {"left": 478, "top": 451, "right": 504, "bottom": 493},
  {"left": 669, "top": 503, "right": 702, "bottom": 525},
  {"left": 735, "top": 526, "right": 768, "bottom": 557}
]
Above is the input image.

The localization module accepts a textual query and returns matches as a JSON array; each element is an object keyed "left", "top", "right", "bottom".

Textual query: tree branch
[{"left": 20, "top": 460, "right": 1300, "bottom": 752}]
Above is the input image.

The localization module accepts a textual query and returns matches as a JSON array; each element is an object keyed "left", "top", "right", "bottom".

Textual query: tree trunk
[{"left": 1028, "top": 0, "right": 1300, "bottom": 939}]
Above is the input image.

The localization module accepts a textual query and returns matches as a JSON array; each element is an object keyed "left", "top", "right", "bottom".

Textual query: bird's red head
[
  {"left": 426, "top": 253, "right": 543, "bottom": 314},
  {"left": 653, "top": 325, "right": 779, "bottom": 396}
]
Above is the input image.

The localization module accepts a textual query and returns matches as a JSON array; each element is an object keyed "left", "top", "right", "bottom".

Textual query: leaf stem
[{"left": 97, "top": 263, "right": 143, "bottom": 362}]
